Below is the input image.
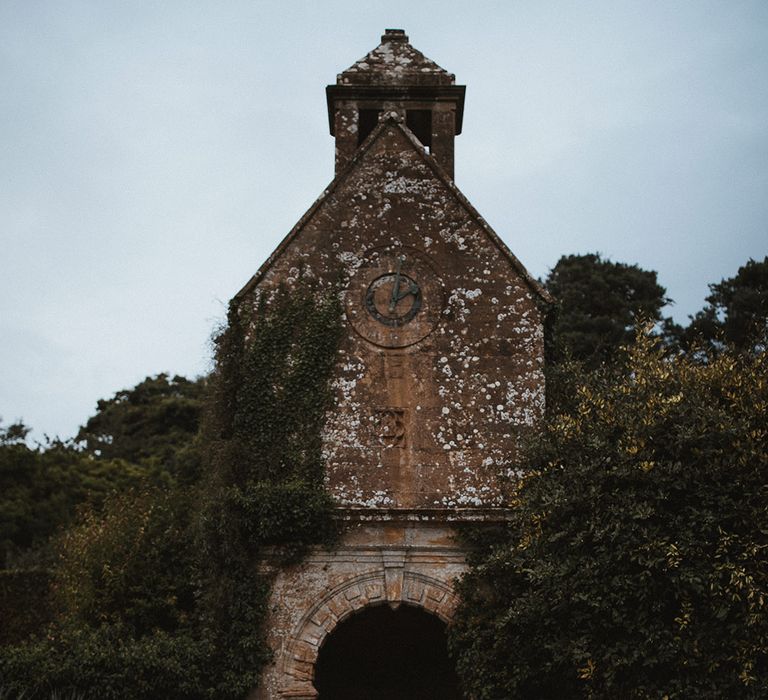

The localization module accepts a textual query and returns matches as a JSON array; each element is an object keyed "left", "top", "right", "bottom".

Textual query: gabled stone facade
[{"left": 246, "top": 30, "right": 550, "bottom": 699}]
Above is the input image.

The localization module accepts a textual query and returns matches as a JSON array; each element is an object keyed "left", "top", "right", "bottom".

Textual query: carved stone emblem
[{"left": 373, "top": 408, "right": 407, "bottom": 448}]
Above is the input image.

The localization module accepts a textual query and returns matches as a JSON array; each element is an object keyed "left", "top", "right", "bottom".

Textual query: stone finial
[{"left": 382, "top": 28, "right": 408, "bottom": 42}]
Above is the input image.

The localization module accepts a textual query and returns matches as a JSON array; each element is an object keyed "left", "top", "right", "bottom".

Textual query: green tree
[
  {"left": 0, "top": 283, "right": 343, "bottom": 699},
  {"left": 0, "top": 423, "right": 148, "bottom": 568},
  {"left": 544, "top": 254, "right": 671, "bottom": 367},
  {"left": 76, "top": 374, "right": 205, "bottom": 483},
  {"left": 1, "top": 374, "right": 204, "bottom": 569},
  {"left": 54, "top": 487, "right": 197, "bottom": 637},
  {"left": 450, "top": 330, "right": 768, "bottom": 699},
  {"left": 672, "top": 257, "right": 768, "bottom": 354}
]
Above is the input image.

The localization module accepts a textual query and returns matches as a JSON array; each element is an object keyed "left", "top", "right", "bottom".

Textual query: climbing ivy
[
  {"left": 0, "top": 281, "right": 343, "bottom": 699},
  {"left": 195, "top": 282, "right": 342, "bottom": 695}
]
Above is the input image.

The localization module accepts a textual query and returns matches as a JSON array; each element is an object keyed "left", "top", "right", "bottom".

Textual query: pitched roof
[
  {"left": 337, "top": 29, "right": 455, "bottom": 87},
  {"left": 235, "top": 114, "right": 552, "bottom": 306}
]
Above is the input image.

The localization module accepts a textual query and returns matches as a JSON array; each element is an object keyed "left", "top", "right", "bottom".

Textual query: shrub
[{"left": 450, "top": 330, "right": 768, "bottom": 698}]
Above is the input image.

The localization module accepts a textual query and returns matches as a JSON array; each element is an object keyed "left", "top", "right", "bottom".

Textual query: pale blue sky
[{"left": 1, "top": 1, "right": 766, "bottom": 439}]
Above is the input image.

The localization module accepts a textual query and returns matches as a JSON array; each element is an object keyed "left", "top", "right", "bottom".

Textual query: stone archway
[
  {"left": 278, "top": 570, "right": 460, "bottom": 698},
  {"left": 313, "top": 603, "right": 461, "bottom": 699}
]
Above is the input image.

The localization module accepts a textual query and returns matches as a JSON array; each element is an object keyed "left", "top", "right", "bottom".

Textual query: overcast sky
[{"left": 1, "top": 1, "right": 766, "bottom": 441}]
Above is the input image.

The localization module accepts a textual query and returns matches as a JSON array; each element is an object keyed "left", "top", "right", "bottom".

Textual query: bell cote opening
[
  {"left": 356, "top": 108, "right": 433, "bottom": 151},
  {"left": 327, "top": 29, "right": 465, "bottom": 178}
]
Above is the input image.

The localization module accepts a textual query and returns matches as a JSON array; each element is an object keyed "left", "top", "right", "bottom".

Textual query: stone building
[{"left": 242, "top": 29, "right": 551, "bottom": 699}]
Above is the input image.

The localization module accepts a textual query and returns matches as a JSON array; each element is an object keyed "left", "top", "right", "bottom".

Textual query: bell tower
[
  {"left": 326, "top": 29, "right": 465, "bottom": 178},
  {"left": 246, "top": 29, "right": 550, "bottom": 699}
]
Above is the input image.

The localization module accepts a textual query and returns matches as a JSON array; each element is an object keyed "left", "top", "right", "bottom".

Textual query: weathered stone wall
[
  {"left": 238, "top": 118, "right": 545, "bottom": 513},
  {"left": 253, "top": 521, "right": 466, "bottom": 700}
]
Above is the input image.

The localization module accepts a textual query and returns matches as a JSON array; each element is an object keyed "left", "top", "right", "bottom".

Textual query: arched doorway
[{"left": 313, "top": 603, "right": 462, "bottom": 699}]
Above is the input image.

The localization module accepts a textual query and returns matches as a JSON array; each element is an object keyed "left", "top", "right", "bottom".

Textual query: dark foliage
[
  {"left": 193, "top": 283, "right": 343, "bottom": 693},
  {"left": 669, "top": 256, "right": 768, "bottom": 354},
  {"left": 0, "top": 570, "right": 54, "bottom": 646},
  {"left": 0, "top": 425, "right": 152, "bottom": 568},
  {"left": 0, "top": 282, "right": 343, "bottom": 699},
  {"left": 544, "top": 253, "right": 671, "bottom": 367},
  {"left": 450, "top": 330, "right": 768, "bottom": 698},
  {"left": 76, "top": 374, "right": 205, "bottom": 483}
]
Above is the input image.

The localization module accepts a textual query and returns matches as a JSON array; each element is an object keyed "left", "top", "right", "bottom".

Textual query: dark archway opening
[{"left": 313, "top": 603, "right": 462, "bottom": 699}]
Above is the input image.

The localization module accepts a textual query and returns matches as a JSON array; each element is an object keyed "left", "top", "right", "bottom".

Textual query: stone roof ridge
[
  {"left": 235, "top": 114, "right": 552, "bottom": 306},
  {"left": 337, "top": 29, "right": 455, "bottom": 86}
]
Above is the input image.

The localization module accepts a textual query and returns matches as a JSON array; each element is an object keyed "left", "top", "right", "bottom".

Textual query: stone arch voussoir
[{"left": 279, "top": 569, "right": 460, "bottom": 698}]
